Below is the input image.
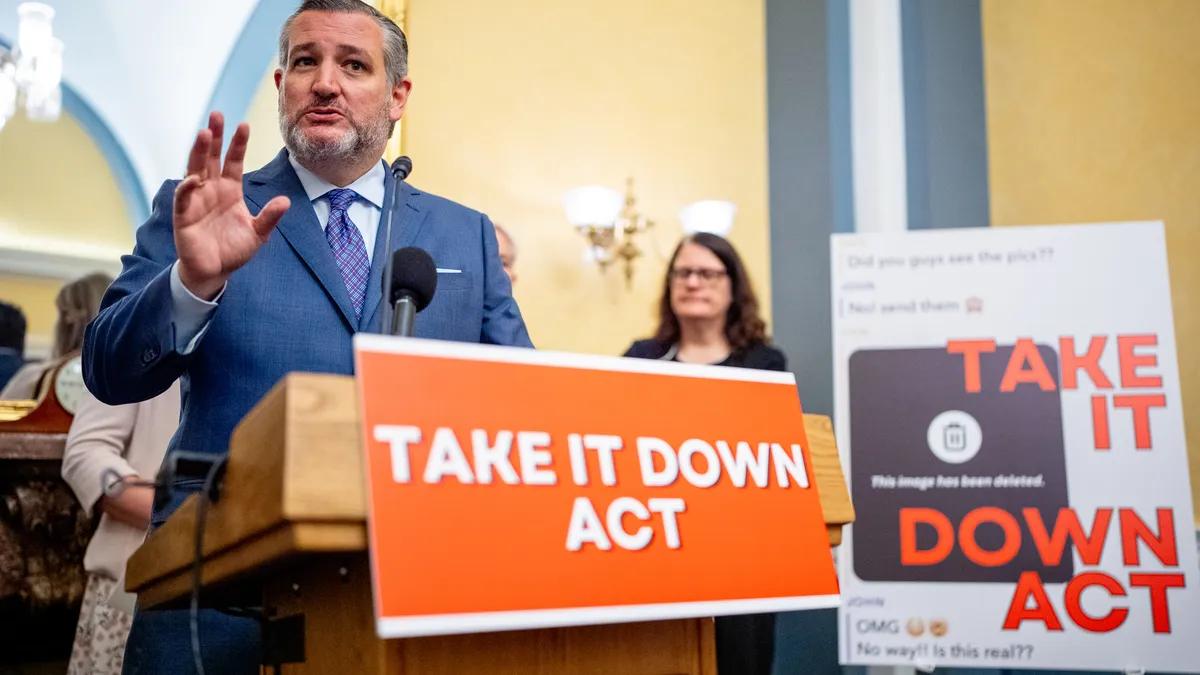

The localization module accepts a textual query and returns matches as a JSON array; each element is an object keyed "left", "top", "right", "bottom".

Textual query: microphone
[
  {"left": 385, "top": 247, "right": 437, "bottom": 337},
  {"left": 391, "top": 155, "right": 413, "bottom": 180},
  {"left": 379, "top": 155, "right": 413, "bottom": 333}
]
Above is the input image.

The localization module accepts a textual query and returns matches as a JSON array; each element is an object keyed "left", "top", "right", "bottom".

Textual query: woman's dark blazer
[{"left": 623, "top": 338, "right": 787, "bottom": 371}]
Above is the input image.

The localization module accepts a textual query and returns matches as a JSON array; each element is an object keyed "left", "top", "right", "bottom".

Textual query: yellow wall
[
  {"left": 0, "top": 111, "right": 132, "bottom": 356},
  {"left": 401, "top": 0, "right": 770, "bottom": 355},
  {"left": 0, "top": 275, "right": 61, "bottom": 355},
  {"left": 0, "top": 112, "right": 132, "bottom": 254},
  {"left": 243, "top": 61, "right": 287, "bottom": 173},
  {"left": 982, "top": 0, "right": 1200, "bottom": 519}
]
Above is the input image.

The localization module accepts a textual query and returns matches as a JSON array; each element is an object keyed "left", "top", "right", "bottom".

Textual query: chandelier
[
  {"left": 0, "top": 2, "right": 63, "bottom": 131},
  {"left": 563, "top": 178, "right": 737, "bottom": 290}
]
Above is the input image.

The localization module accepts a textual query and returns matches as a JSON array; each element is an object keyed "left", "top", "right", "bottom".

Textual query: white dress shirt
[
  {"left": 168, "top": 157, "right": 387, "bottom": 353},
  {"left": 286, "top": 154, "right": 385, "bottom": 262}
]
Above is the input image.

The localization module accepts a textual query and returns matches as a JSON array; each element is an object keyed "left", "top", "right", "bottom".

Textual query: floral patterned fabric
[{"left": 67, "top": 572, "right": 132, "bottom": 675}]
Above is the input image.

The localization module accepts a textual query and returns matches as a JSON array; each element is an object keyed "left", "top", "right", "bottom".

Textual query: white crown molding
[{"left": 0, "top": 243, "right": 124, "bottom": 281}]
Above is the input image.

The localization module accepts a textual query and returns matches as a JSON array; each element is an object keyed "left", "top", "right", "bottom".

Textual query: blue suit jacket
[{"left": 83, "top": 149, "right": 533, "bottom": 523}]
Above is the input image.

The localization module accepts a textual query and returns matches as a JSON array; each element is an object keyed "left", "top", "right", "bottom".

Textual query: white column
[
  {"left": 848, "top": 7, "right": 922, "bottom": 672},
  {"left": 849, "top": 0, "right": 908, "bottom": 234}
]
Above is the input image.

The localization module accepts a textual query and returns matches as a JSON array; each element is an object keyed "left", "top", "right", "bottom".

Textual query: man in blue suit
[{"left": 82, "top": 1, "right": 532, "bottom": 672}]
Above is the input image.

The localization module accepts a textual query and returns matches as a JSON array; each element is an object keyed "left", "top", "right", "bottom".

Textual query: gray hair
[{"left": 278, "top": 0, "right": 409, "bottom": 87}]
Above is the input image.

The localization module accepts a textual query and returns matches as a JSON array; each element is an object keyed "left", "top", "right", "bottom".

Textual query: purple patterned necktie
[{"left": 323, "top": 188, "right": 370, "bottom": 319}]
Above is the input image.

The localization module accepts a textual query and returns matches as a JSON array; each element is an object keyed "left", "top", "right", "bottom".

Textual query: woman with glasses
[
  {"left": 624, "top": 232, "right": 785, "bottom": 371},
  {"left": 622, "top": 232, "right": 786, "bottom": 675}
]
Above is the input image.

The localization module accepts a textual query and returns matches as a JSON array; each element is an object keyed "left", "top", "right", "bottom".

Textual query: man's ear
[
  {"left": 390, "top": 78, "right": 413, "bottom": 123},
  {"left": 274, "top": 69, "right": 283, "bottom": 90}
]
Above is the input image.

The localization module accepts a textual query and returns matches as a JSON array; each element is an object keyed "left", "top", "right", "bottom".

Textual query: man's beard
[{"left": 280, "top": 96, "right": 393, "bottom": 167}]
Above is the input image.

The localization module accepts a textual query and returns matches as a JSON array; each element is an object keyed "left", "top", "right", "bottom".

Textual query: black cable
[
  {"left": 191, "top": 490, "right": 208, "bottom": 675},
  {"left": 190, "top": 456, "right": 227, "bottom": 675},
  {"left": 99, "top": 467, "right": 155, "bottom": 499}
]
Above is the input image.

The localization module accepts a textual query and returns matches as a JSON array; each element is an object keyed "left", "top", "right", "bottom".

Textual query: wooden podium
[{"left": 127, "top": 373, "right": 854, "bottom": 674}]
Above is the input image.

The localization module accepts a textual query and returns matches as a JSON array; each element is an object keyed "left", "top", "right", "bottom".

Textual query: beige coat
[
  {"left": 60, "top": 382, "right": 181, "bottom": 585},
  {"left": 0, "top": 359, "right": 58, "bottom": 400}
]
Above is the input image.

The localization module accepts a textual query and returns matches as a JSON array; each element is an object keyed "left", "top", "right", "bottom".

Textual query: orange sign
[{"left": 353, "top": 334, "right": 839, "bottom": 639}]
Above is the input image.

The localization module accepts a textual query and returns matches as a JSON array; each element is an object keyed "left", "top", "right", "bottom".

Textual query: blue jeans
[{"left": 121, "top": 606, "right": 261, "bottom": 675}]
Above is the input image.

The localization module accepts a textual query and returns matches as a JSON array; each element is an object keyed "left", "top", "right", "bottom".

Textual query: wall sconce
[
  {"left": 563, "top": 180, "right": 738, "bottom": 290},
  {"left": 562, "top": 177, "right": 655, "bottom": 289}
]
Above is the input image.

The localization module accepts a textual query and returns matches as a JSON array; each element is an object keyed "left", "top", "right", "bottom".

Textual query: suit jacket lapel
[
  {"left": 245, "top": 149, "right": 358, "bottom": 330},
  {"left": 360, "top": 176, "right": 429, "bottom": 332}
]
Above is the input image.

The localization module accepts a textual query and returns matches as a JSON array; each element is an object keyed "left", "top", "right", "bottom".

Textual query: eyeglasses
[{"left": 670, "top": 267, "right": 728, "bottom": 283}]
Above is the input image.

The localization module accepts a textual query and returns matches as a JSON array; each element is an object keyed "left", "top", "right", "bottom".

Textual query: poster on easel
[{"left": 832, "top": 221, "right": 1200, "bottom": 673}]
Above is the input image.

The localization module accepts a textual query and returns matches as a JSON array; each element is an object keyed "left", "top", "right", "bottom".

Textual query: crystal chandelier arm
[{"left": 2, "top": 3, "right": 64, "bottom": 126}]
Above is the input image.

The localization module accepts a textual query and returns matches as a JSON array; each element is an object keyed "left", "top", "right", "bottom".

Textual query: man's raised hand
[{"left": 173, "top": 112, "right": 290, "bottom": 300}]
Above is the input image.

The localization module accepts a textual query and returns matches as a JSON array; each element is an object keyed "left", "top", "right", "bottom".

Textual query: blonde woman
[
  {"left": 61, "top": 383, "right": 180, "bottom": 674},
  {"left": 0, "top": 272, "right": 113, "bottom": 400}
]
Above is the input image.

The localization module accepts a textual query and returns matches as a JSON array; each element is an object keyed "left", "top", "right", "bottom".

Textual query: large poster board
[{"left": 833, "top": 222, "right": 1199, "bottom": 672}]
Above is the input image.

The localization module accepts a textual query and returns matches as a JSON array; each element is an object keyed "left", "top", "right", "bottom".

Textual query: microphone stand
[
  {"left": 392, "top": 294, "right": 417, "bottom": 337},
  {"left": 379, "top": 156, "right": 412, "bottom": 336}
]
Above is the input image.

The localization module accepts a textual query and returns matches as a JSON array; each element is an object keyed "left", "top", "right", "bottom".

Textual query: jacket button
[{"left": 141, "top": 347, "right": 158, "bottom": 364}]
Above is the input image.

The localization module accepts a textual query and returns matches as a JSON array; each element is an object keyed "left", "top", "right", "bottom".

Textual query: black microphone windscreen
[
  {"left": 391, "top": 156, "right": 413, "bottom": 181},
  {"left": 387, "top": 247, "right": 437, "bottom": 311}
]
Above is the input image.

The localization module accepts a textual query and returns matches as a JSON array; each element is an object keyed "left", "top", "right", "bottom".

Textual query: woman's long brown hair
[
  {"left": 53, "top": 272, "right": 113, "bottom": 358},
  {"left": 653, "top": 233, "right": 768, "bottom": 352}
]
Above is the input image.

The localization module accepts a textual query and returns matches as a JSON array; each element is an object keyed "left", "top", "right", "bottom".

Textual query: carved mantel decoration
[{"left": 0, "top": 356, "right": 89, "bottom": 663}]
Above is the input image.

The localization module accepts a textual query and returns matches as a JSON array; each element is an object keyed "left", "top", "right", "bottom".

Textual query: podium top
[{"left": 127, "top": 372, "right": 854, "bottom": 609}]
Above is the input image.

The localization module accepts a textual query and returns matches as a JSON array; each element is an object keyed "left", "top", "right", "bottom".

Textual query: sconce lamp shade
[
  {"left": 678, "top": 200, "right": 736, "bottom": 237},
  {"left": 562, "top": 185, "right": 623, "bottom": 228}
]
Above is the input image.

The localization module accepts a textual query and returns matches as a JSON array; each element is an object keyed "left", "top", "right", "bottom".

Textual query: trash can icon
[
  {"left": 927, "top": 410, "right": 982, "bottom": 464},
  {"left": 943, "top": 422, "right": 966, "bottom": 451}
]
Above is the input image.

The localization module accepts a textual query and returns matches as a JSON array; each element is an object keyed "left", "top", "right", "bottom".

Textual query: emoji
[
  {"left": 906, "top": 618, "right": 925, "bottom": 637},
  {"left": 929, "top": 619, "right": 948, "bottom": 637}
]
